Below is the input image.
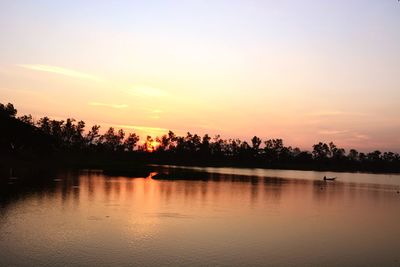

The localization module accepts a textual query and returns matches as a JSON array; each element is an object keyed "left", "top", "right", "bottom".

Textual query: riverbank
[{"left": 2, "top": 153, "right": 400, "bottom": 182}]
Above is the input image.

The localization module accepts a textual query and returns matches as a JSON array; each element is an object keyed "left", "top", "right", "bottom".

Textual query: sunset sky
[{"left": 1, "top": 0, "right": 399, "bottom": 152}]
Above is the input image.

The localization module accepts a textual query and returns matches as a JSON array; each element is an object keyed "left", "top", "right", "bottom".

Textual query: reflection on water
[
  {"left": 153, "top": 164, "right": 400, "bottom": 186},
  {"left": 0, "top": 169, "right": 400, "bottom": 266}
]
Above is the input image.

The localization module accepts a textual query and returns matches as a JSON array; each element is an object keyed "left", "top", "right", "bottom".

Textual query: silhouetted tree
[
  {"left": 359, "top": 152, "right": 367, "bottom": 162},
  {"left": 2, "top": 101, "right": 400, "bottom": 173},
  {"left": 210, "top": 135, "right": 223, "bottom": 156},
  {"left": 141, "top": 135, "right": 155, "bottom": 152},
  {"left": 330, "top": 142, "right": 346, "bottom": 160},
  {"left": 37, "top": 117, "right": 51, "bottom": 135},
  {"left": 264, "top": 139, "right": 284, "bottom": 162},
  {"left": 312, "top": 142, "right": 330, "bottom": 160},
  {"left": 251, "top": 136, "right": 262, "bottom": 156},
  {"left": 85, "top": 125, "right": 101, "bottom": 146},
  {"left": 200, "top": 134, "right": 211, "bottom": 157},
  {"left": 0, "top": 103, "right": 17, "bottom": 117},
  {"left": 100, "top": 127, "right": 125, "bottom": 151},
  {"left": 50, "top": 119, "right": 64, "bottom": 140},
  {"left": 367, "top": 150, "right": 381, "bottom": 161},
  {"left": 348, "top": 149, "right": 359, "bottom": 161},
  {"left": 124, "top": 133, "right": 139, "bottom": 151},
  {"left": 18, "top": 114, "right": 34, "bottom": 125},
  {"left": 156, "top": 134, "right": 168, "bottom": 152}
]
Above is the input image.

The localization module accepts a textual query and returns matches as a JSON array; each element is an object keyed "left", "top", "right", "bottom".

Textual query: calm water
[{"left": 1, "top": 167, "right": 400, "bottom": 267}]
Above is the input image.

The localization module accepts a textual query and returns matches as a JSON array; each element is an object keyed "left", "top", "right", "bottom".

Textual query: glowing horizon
[{"left": 1, "top": 1, "right": 399, "bottom": 152}]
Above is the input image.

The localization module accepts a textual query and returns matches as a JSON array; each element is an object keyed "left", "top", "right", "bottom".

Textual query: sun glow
[
  {"left": 143, "top": 139, "right": 160, "bottom": 153},
  {"left": 1, "top": 1, "right": 399, "bottom": 152}
]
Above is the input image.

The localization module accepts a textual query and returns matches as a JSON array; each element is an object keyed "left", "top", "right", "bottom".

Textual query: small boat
[{"left": 323, "top": 176, "right": 336, "bottom": 181}]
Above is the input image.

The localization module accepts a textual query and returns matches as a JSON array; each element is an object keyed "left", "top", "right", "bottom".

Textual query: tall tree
[{"left": 124, "top": 133, "right": 139, "bottom": 151}]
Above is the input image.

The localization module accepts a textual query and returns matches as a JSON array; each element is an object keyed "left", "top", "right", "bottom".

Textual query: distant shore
[
  {"left": 2, "top": 155, "right": 400, "bottom": 181},
  {"left": 2, "top": 102, "right": 400, "bottom": 177}
]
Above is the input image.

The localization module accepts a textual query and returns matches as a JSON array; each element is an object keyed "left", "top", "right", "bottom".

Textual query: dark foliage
[{"left": 1, "top": 102, "right": 399, "bottom": 173}]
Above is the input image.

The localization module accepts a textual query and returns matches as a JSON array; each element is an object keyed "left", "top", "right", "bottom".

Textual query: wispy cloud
[
  {"left": 140, "top": 107, "right": 163, "bottom": 114},
  {"left": 148, "top": 109, "right": 162, "bottom": 119},
  {"left": 17, "top": 64, "right": 102, "bottom": 82},
  {"left": 127, "top": 86, "right": 167, "bottom": 97},
  {"left": 308, "top": 110, "right": 367, "bottom": 117},
  {"left": 89, "top": 102, "right": 128, "bottom": 109},
  {"left": 353, "top": 134, "right": 370, "bottom": 140},
  {"left": 309, "top": 110, "right": 346, "bottom": 117},
  {"left": 318, "top": 129, "right": 349, "bottom": 135},
  {"left": 117, "top": 124, "right": 168, "bottom": 137},
  {"left": 117, "top": 125, "right": 168, "bottom": 133}
]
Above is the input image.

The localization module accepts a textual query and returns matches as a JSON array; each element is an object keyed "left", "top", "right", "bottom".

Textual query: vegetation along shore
[{"left": 1, "top": 102, "right": 399, "bottom": 175}]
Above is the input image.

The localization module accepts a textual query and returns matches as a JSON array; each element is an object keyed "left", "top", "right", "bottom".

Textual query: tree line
[{"left": 1, "top": 102, "right": 399, "bottom": 172}]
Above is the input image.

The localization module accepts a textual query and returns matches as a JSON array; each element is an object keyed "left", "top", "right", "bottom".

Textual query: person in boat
[{"left": 323, "top": 176, "right": 327, "bottom": 180}]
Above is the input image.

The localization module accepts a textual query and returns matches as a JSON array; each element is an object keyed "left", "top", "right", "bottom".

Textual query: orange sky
[{"left": 1, "top": 1, "right": 399, "bottom": 152}]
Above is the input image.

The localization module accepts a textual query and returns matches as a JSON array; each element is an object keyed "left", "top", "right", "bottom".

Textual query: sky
[{"left": 1, "top": 0, "right": 399, "bottom": 152}]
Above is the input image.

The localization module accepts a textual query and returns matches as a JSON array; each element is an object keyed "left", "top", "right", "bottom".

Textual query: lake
[{"left": 1, "top": 166, "right": 400, "bottom": 266}]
